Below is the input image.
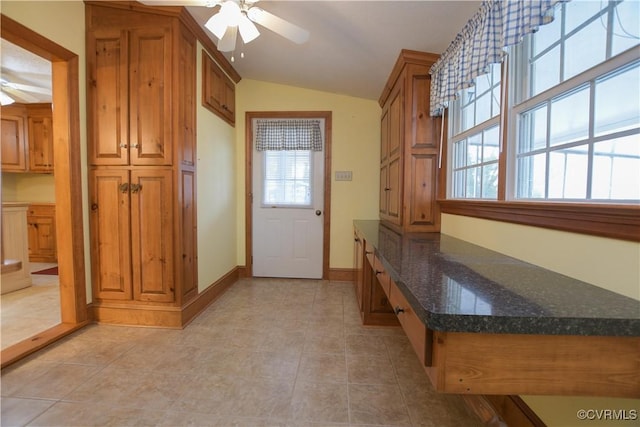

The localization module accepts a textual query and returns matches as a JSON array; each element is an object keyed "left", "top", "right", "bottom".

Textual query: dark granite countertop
[{"left": 354, "top": 220, "right": 640, "bottom": 336}]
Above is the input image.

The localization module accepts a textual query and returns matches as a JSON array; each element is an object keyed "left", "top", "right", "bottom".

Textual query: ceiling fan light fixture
[
  {"left": 238, "top": 14, "right": 260, "bottom": 43},
  {"left": 205, "top": 12, "right": 229, "bottom": 39}
]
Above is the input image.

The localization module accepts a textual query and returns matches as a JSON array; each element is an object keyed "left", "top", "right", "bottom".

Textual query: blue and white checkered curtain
[
  {"left": 255, "top": 119, "right": 323, "bottom": 151},
  {"left": 429, "top": 0, "right": 567, "bottom": 116}
]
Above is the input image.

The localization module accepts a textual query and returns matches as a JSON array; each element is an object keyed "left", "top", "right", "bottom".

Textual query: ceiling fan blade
[
  {"left": 217, "top": 25, "right": 238, "bottom": 52},
  {"left": 1, "top": 86, "right": 40, "bottom": 103},
  {"left": 247, "top": 7, "right": 309, "bottom": 44},
  {"left": 238, "top": 14, "right": 260, "bottom": 43},
  {"left": 205, "top": 10, "right": 230, "bottom": 39},
  {"left": 4, "top": 82, "right": 51, "bottom": 95}
]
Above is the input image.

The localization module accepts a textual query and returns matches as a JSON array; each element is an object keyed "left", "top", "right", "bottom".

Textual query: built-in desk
[{"left": 354, "top": 220, "right": 639, "bottom": 398}]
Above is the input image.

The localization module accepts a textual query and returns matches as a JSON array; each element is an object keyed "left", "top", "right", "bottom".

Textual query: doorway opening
[
  {"left": 1, "top": 15, "right": 88, "bottom": 367},
  {"left": 245, "top": 111, "right": 332, "bottom": 279}
]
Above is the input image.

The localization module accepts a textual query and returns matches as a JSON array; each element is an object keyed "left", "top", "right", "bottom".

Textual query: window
[
  {"left": 511, "top": 0, "right": 640, "bottom": 202},
  {"left": 449, "top": 63, "right": 502, "bottom": 199},
  {"left": 447, "top": 0, "right": 639, "bottom": 203},
  {"left": 262, "top": 150, "right": 312, "bottom": 206}
]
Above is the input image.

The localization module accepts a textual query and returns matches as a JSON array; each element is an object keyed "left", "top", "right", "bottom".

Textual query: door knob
[{"left": 315, "top": 210, "right": 322, "bottom": 216}]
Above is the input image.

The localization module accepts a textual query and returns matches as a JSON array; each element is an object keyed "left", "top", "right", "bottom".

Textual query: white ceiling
[
  {"left": 186, "top": 0, "right": 482, "bottom": 101},
  {"left": 0, "top": 1, "right": 483, "bottom": 104},
  {"left": 0, "top": 39, "right": 52, "bottom": 104}
]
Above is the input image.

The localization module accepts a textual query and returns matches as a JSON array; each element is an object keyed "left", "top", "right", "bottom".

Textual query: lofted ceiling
[
  {"left": 186, "top": 0, "right": 482, "bottom": 101},
  {"left": 0, "top": 1, "right": 483, "bottom": 104},
  {"left": 0, "top": 39, "right": 52, "bottom": 104}
]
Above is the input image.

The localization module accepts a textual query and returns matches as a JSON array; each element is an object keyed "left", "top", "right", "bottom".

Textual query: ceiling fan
[
  {"left": 138, "top": 0, "right": 309, "bottom": 54},
  {"left": 0, "top": 75, "right": 52, "bottom": 106}
]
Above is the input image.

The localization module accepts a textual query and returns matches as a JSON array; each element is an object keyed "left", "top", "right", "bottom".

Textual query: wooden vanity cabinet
[
  {"left": 86, "top": 2, "right": 198, "bottom": 326},
  {"left": 379, "top": 50, "right": 442, "bottom": 232},
  {"left": 27, "top": 204, "right": 57, "bottom": 263}
]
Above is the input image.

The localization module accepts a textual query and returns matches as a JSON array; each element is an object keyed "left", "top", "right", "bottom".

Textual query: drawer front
[
  {"left": 389, "top": 279, "right": 427, "bottom": 366},
  {"left": 373, "top": 256, "right": 390, "bottom": 296}
]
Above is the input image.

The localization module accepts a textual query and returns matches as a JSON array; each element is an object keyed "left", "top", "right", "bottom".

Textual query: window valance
[
  {"left": 255, "top": 119, "right": 323, "bottom": 151},
  {"left": 429, "top": 0, "right": 567, "bottom": 116}
]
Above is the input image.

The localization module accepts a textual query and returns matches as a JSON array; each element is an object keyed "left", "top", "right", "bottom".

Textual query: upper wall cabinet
[
  {"left": 88, "top": 26, "right": 173, "bottom": 166},
  {"left": 1, "top": 105, "right": 27, "bottom": 172},
  {"left": 379, "top": 50, "right": 442, "bottom": 232},
  {"left": 202, "top": 51, "right": 235, "bottom": 126},
  {"left": 1, "top": 103, "right": 54, "bottom": 173}
]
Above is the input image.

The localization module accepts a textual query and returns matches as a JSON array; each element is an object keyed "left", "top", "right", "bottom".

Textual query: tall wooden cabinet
[
  {"left": 86, "top": 2, "right": 197, "bottom": 327},
  {"left": 379, "top": 50, "right": 442, "bottom": 232}
]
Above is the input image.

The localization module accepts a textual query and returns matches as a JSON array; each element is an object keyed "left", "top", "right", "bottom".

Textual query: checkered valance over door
[
  {"left": 255, "top": 119, "right": 323, "bottom": 151},
  {"left": 429, "top": 0, "right": 567, "bottom": 116}
]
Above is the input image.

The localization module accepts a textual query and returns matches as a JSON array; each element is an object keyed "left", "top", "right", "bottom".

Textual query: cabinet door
[
  {"left": 383, "top": 87, "right": 403, "bottom": 225},
  {"left": 27, "top": 205, "right": 57, "bottom": 262},
  {"left": 354, "top": 231, "right": 364, "bottom": 313},
  {"left": 130, "top": 169, "right": 174, "bottom": 303},
  {"left": 179, "top": 170, "right": 197, "bottom": 301},
  {"left": 90, "top": 169, "right": 133, "bottom": 300},
  {"left": 88, "top": 29, "right": 130, "bottom": 166},
  {"left": 129, "top": 27, "right": 173, "bottom": 166},
  {"left": 28, "top": 115, "right": 54, "bottom": 172},
  {"left": 1, "top": 114, "right": 27, "bottom": 171},
  {"left": 202, "top": 52, "right": 235, "bottom": 126}
]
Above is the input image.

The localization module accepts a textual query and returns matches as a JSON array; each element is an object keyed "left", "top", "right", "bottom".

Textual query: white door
[{"left": 252, "top": 118, "right": 324, "bottom": 279}]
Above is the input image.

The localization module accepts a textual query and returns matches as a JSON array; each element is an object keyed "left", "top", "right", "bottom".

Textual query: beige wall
[
  {"left": 196, "top": 45, "right": 238, "bottom": 291},
  {"left": 235, "top": 79, "right": 381, "bottom": 270},
  {"left": 1, "top": 173, "right": 56, "bottom": 203}
]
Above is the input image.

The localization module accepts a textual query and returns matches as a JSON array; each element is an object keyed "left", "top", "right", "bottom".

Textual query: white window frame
[
  {"left": 448, "top": 63, "right": 502, "bottom": 199},
  {"left": 507, "top": 1, "right": 640, "bottom": 202}
]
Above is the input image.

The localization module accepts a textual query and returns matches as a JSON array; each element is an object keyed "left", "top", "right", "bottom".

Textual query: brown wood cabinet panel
[
  {"left": 388, "top": 279, "right": 427, "bottom": 366},
  {"left": 202, "top": 51, "right": 235, "bottom": 126},
  {"left": 1, "top": 112, "right": 26, "bottom": 172},
  {"left": 130, "top": 169, "right": 174, "bottom": 303},
  {"left": 180, "top": 170, "right": 197, "bottom": 301},
  {"left": 28, "top": 114, "right": 54, "bottom": 172},
  {"left": 409, "top": 154, "right": 438, "bottom": 227},
  {"left": 88, "top": 29, "right": 129, "bottom": 165},
  {"left": 379, "top": 50, "right": 441, "bottom": 232},
  {"left": 353, "top": 230, "right": 364, "bottom": 313},
  {"left": 89, "top": 169, "right": 133, "bottom": 301},
  {"left": 27, "top": 204, "right": 57, "bottom": 263},
  {"left": 129, "top": 27, "right": 173, "bottom": 166},
  {"left": 177, "top": 23, "right": 197, "bottom": 167}
]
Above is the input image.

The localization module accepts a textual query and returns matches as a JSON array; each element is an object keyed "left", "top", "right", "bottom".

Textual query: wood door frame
[
  {"left": 245, "top": 111, "right": 332, "bottom": 279},
  {"left": 1, "top": 15, "right": 88, "bottom": 367}
]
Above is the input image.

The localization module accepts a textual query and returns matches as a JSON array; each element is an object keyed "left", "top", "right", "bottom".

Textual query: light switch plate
[{"left": 335, "top": 171, "right": 353, "bottom": 181}]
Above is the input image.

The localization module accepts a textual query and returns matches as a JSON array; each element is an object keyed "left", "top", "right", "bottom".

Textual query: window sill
[{"left": 439, "top": 200, "right": 640, "bottom": 242}]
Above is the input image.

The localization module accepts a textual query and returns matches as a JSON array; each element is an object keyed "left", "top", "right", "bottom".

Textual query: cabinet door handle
[
  {"left": 131, "top": 143, "right": 140, "bottom": 149},
  {"left": 375, "top": 270, "right": 383, "bottom": 275},
  {"left": 394, "top": 306, "right": 405, "bottom": 315},
  {"left": 119, "top": 143, "right": 128, "bottom": 148},
  {"left": 130, "top": 183, "right": 142, "bottom": 194},
  {"left": 119, "top": 183, "right": 130, "bottom": 193},
  {"left": 384, "top": 187, "right": 391, "bottom": 191}
]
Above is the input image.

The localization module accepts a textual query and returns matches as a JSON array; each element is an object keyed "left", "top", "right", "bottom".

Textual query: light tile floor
[
  {"left": 1, "top": 263, "right": 61, "bottom": 350},
  {"left": 1, "top": 278, "right": 482, "bottom": 427}
]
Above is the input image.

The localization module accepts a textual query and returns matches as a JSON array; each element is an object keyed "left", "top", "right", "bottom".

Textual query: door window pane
[{"left": 263, "top": 150, "right": 312, "bottom": 206}]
